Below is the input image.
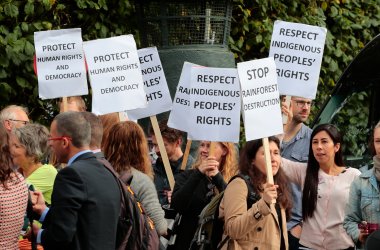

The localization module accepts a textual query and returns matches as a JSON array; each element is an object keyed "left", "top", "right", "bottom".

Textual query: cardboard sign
[
  {"left": 127, "top": 47, "right": 172, "bottom": 120},
  {"left": 237, "top": 57, "right": 283, "bottom": 141},
  {"left": 187, "top": 67, "right": 241, "bottom": 142},
  {"left": 83, "top": 35, "right": 146, "bottom": 115},
  {"left": 34, "top": 28, "right": 88, "bottom": 99},
  {"left": 168, "top": 62, "right": 199, "bottom": 133},
  {"left": 269, "top": 20, "right": 327, "bottom": 99}
]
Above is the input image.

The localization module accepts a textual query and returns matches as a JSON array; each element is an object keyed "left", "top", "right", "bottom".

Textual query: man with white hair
[{"left": 0, "top": 105, "right": 30, "bottom": 132}]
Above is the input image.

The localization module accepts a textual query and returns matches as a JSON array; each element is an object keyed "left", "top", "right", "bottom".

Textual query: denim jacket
[{"left": 343, "top": 168, "right": 380, "bottom": 248}]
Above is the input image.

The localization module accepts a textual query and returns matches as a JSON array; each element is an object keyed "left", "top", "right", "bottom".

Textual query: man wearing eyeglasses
[
  {"left": 31, "top": 112, "right": 120, "bottom": 250},
  {"left": 281, "top": 96, "right": 313, "bottom": 250},
  {"left": 0, "top": 105, "right": 30, "bottom": 132}
]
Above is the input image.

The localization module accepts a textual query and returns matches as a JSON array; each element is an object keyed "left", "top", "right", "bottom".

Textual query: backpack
[
  {"left": 98, "top": 158, "right": 160, "bottom": 250},
  {"left": 189, "top": 174, "right": 260, "bottom": 250}
]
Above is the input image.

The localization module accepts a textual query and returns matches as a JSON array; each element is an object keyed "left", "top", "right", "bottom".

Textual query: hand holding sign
[{"left": 238, "top": 58, "right": 284, "bottom": 203}]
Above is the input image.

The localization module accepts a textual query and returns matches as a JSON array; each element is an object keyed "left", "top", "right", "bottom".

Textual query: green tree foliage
[
  {"left": 0, "top": 0, "right": 135, "bottom": 124},
  {"left": 230, "top": 0, "right": 380, "bottom": 155},
  {"left": 1, "top": 0, "right": 379, "bottom": 156}
]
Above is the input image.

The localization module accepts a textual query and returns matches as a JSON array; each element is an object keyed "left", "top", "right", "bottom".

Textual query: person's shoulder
[
  {"left": 345, "top": 167, "right": 362, "bottom": 177},
  {"left": 131, "top": 168, "right": 150, "bottom": 181},
  {"left": 302, "top": 123, "right": 313, "bottom": 135},
  {"left": 38, "top": 164, "right": 58, "bottom": 174},
  {"left": 225, "top": 176, "right": 247, "bottom": 194}
]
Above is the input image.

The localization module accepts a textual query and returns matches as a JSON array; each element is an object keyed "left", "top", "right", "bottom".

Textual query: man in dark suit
[{"left": 32, "top": 111, "right": 120, "bottom": 250}]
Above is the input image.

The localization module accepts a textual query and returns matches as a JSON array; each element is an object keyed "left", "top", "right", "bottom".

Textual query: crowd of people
[{"left": 0, "top": 96, "right": 379, "bottom": 250}]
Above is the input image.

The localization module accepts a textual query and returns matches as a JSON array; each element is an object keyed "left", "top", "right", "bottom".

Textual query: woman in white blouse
[{"left": 282, "top": 124, "right": 360, "bottom": 250}]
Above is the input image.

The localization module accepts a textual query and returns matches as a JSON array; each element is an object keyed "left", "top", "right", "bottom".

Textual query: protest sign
[
  {"left": 187, "top": 67, "right": 241, "bottom": 142},
  {"left": 167, "top": 62, "right": 200, "bottom": 133},
  {"left": 83, "top": 35, "right": 146, "bottom": 115},
  {"left": 34, "top": 28, "right": 88, "bottom": 99},
  {"left": 127, "top": 47, "right": 172, "bottom": 120},
  {"left": 237, "top": 57, "right": 283, "bottom": 141},
  {"left": 269, "top": 20, "right": 327, "bottom": 99}
]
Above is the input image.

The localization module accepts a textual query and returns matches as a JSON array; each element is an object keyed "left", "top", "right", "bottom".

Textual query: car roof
[{"left": 312, "top": 33, "right": 380, "bottom": 126}]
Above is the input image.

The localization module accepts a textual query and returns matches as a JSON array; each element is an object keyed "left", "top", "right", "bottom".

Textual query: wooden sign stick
[
  {"left": 62, "top": 97, "right": 68, "bottom": 112},
  {"left": 150, "top": 115, "right": 175, "bottom": 190},
  {"left": 118, "top": 112, "right": 127, "bottom": 122},
  {"left": 262, "top": 137, "right": 276, "bottom": 203},
  {"left": 209, "top": 141, "right": 217, "bottom": 157},
  {"left": 180, "top": 139, "right": 192, "bottom": 171}
]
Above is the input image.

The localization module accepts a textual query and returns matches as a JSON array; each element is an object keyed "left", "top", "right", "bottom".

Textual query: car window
[{"left": 330, "top": 91, "right": 370, "bottom": 158}]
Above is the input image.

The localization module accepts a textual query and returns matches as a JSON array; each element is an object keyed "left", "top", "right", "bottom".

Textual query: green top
[{"left": 27, "top": 164, "right": 57, "bottom": 205}]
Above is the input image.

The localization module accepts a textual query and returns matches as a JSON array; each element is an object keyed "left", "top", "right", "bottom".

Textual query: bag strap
[{"left": 97, "top": 158, "right": 127, "bottom": 216}]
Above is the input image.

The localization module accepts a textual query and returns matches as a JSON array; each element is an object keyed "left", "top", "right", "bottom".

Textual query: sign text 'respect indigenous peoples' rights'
[
  {"left": 187, "top": 67, "right": 241, "bottom": 142},
  {"left": 127, "top": 47, "right": 172, "bottom": 120},
  {"left": 269, "top": 20, "right": 327, "bottom": 99}
]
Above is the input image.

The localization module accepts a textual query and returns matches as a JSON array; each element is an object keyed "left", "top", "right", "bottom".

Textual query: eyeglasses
[
  {"left": 293, "top": 100, "right": 313, "bottom": 108},
  {"left": 8, "top": 119, "right": 29, "bottom": 125},
  {"left": 48, "top": 136, "right": 72, "bottom": 141}
]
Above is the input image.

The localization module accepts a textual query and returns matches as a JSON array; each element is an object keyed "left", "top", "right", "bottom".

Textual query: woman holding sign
[
  {"left": 282, "top": 124, "right": 360, "bottom": 250},
  {"left": 170, "top": 141, "right": 238, "bottom": 249},
  {"left": 220, "top": 136, "right": 292, "bottom": 250}
]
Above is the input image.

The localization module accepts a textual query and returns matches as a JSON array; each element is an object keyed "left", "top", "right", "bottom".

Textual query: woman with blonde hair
[
  {"left": 170, "top": 141, "right": 239, "bottom": 249},
  {"left": 102, "top": 121, "right": 166, "bottom": 235}
]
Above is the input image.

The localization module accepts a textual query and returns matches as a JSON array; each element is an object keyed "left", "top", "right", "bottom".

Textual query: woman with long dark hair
[
  {"left": 220, "top": 136, "right": 292, "bottom": 249},
  {"left": 282, "top": 124, "right": 360, "bottom": 249},
  {"left": 0, "top": 125, "right": 28, "bottom": 249}
]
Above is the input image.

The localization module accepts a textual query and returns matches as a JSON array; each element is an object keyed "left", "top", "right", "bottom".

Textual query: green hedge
[{"left": 1, "top": 1, "right": 379, "bottom": 155}]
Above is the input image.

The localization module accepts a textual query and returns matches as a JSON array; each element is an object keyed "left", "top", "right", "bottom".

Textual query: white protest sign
[
  {"left": 34, "top": 28, "right": 88, "bottom": 99},
  {"left": 168, "top": 62, "right": 200, "bottom": 133},
  {"left": 187, "top": 67, "right": 241, "bottom": 142},
  {"left": 269, "top": 20, "right": 327, "bottom": 99},
  {"left": 83, "top": 35, "right": 146, "bottom": 115},
  {"left": 237, "top": 57, "right": 283, "bottom": 141},
  {"left": 126, "top": 47, "right": 172, "bottom": 120}
]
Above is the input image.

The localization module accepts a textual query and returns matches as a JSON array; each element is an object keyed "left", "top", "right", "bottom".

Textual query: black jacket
[
  {"left": 41, "top": 152, "right": 120, "bottom": 250},
  {"left": 170, "top": 169, "right": 226, "bottom": 249}
]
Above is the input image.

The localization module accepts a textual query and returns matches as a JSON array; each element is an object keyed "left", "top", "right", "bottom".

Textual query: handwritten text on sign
[
  {"left": 83, "top": 35, "right": 146, "bottom": 115},
  {"left": 238, "top": 57, "right": 283, "bottom": 141},
  {"left": 269, "top": 20, "right": 327, "bottom": 99},
  {"left": 34, "top": 28, "right": 88, "bottom": 99}
]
